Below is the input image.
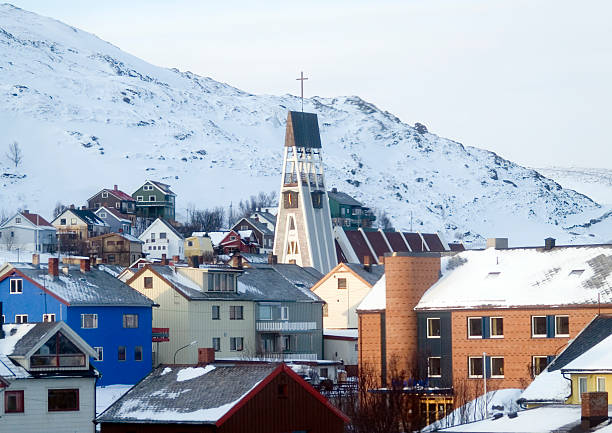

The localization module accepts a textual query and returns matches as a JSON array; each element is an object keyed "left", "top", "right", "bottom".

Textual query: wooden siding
[{"left": 567, "top": 373, "right": 612, "bottom": 404}]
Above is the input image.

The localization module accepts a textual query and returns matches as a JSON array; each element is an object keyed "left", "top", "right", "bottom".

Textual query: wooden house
[
  {"left": 96, "top": 361, "right": 349, "bottom": 433},
  {"left": 51, "top": 207, "right": 109, "bottom": 254},
  {"left": 88, "top": 232, "right": 144, "bottom": 266},
  {"left": 87, "top": 185, "right": 136, "bottom": 217},
  {"left": 247, "top": 209, "right": 276, "bottom": 232},
  {"left": 206, "top": 230, "right": 259, "bottom": 255},
  {"left": 231, "top": 217, "right": 274, "bottom": 254},
  {"left": 94, "top": 206, "right": 132, "bottom": 235},
  {"left": 139, "top": 218, "right": 184, "bottom": 260},
  {"left": 0, "top": 320, "right": 98, "bottom": 433},
  {"left": 0, "top": 210, "right": 56, "bottom": 253},
  {"left": 327, "top": 188, "right": 375, "bottom": 229},
  {"left": 184, "top": 234, "right": 214, "bottom": 263},
  {"left": 132, "top": 180, "right": 176, "bottom": 222}
]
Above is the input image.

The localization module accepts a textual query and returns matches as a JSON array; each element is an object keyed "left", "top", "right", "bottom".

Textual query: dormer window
[
  {"left": 569, "top": 269, "right": 584, "bottom": 277},
  {"left": 31, "top": 332, "right": 85, "bottom": 368},
  {"left": 207, "top": 272, "right": 236, "bottom": 292},
  {"left": 144, "top": 185, "right": 153, "bottom": 191}
]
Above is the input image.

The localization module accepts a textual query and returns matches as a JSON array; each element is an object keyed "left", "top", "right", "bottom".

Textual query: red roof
[
  {"left": 385, "top": 232, "right": 410, "bottom": 252},
  {"left": 345, "top": 230, "right": 375, "bottom": 264},
  {"left": 105, "top": 187, "right": 135, "bottom": 202},
  {"left": 421, "top": 233, "right": 446, "bottom": 252},
  {"left": 364, "top": 231, "right": 390, "bottom": 258},
  {"left": 403, "top": 232, "right": 426, "bottom": 252},
  {"left": 21, "top": 212, "right": 53, "bottom": 227}
]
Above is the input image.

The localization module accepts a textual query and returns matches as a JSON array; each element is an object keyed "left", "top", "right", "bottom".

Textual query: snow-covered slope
[
  {"left": 534, "top": 167, "right": 612, "bottom": 205},
  {"left": 0, "top": 4, "right": 609, "bottom": 247}
]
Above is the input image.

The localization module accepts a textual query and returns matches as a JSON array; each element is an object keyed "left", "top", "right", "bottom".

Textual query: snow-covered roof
[
  {"left": 323, "top": 329, "right": 358, "bottom": 339},
  {"left": 416, "top": 246, "right": 612, "bottom": 310},
  {"left": 206, "top": 231, "right": 228, "bottom": 246},
  {"left": 97, "top": 364, "right": 276, "bottom": 424},
  {"left": 562, "top": 333, "right": 612, "bottom": 372},
  {"left": 0, "top": 323, "right": 36, "bottom": 379},
  {"left": 356, "top": 274, "right": 386, "bottom": 311}
]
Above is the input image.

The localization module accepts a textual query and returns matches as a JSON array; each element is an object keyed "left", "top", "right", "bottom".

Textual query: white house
[
  {"left": 0, "top": 320, "right": 98, "bottom": 433},
  {"left": 138, "top": 218, "right": 184, "bottom": 260},
  {"left": 0, "top": 210, "right": 56, "bottom": 252}
]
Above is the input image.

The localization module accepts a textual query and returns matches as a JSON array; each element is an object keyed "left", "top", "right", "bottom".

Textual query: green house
[
  {"left": 132, "top": 180, "right": 176, "bottom": 221},
  {"left": 327, "top": 188, "right": 375, "bottom": 229}
]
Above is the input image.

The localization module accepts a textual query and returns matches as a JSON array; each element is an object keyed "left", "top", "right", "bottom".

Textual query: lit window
[
  {"left": 5, "top": 390, "right": 24, "bottom": 413},
  {"left": 428, "top": 357, "right": 441, "bottom": 377},
  {"left": 81, "top": 314, "right": 98, "bottom": 329},
  {"left": 10, "top": 279, "right": 23, "bottom": 294},
  {"left": 123, "top": 314, "right": 138, "bottom": 328},
  {"left": 532, "top": 356, "right": 549, "bottom": 376},
  {"left": 490, "top": 317, "right": 504, "bottom": 338},
  {"left": 532, "top": 316, "right": 547, "bottom": 337},
  {"left": 468, "top": 357, "right": 483, "bottom": 378},
  {"left": 491, "top": 357, "right": 504, "bottom": 378},
  {"left": 427, "top": 318, "right": 441, "bottom": 338},
  {"left": 468, "top": 317, "right": 482, "bottom": 338},
  {"left": 555, "top": 316, "right": 569, "bottom": 337},
  {"left": 48, "top": 389, "right": 79, "bottom": 412}
]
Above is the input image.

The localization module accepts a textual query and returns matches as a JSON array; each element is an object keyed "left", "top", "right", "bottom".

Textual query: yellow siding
[
  {"left": 184, "top": 236, "right": 214, "bottom": 257},
  {"left": 567, "top": 373, "right": 612, "bottom": 404},
  {"left": 314, "top": 267, "right": 373, "bottom": 329}
]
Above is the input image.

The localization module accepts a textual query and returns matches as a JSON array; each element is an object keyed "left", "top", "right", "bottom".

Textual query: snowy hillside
[
  {"left": 0, "top": 4, "right": 609, "bottom": 247},
  {"left": 534, "top": 167, "right": 612, "bottom": 205}
]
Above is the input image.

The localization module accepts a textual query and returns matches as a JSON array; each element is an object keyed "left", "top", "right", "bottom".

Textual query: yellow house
[
  {"left": 184, "top": 235, "right": 214, "bottom": 260},
  {"left": 310, "top": 262, "right": 384, "bottom": 329}
]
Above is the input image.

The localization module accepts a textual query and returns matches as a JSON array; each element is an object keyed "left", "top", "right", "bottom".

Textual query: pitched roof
[
  {"left": 95, "top": 206, "right": 132, "bottom": 222},
  {"left": 416, "top": 245, "right": 612, "bottom": 310},
  {"left": 89, "top": 232, "right": 143, "bottom": 244},
  {"left": 250, "top": 211, "right": 276, "bottom": 226},
  {"left": 344, "top": 263, "right": 385, "bottom": 286},
  {"left": 5, "top": 264, "right": 154, "bottom": 307},
  {"left": 10, "top": 322, "right": 57, "bottom": 356},
  {"left": 285, "top": 111, "right": 322, "bottom": 149},
  {"left": 247, "top": 218, "right": 273, "bottom": 236},
  {"left": 239, "top": 264, "right": 324, "bottom": 302},
  {"left": 140, "top": 218, "right": 183, "bottom": 241},
  {"left": 54, "top": 208, "right": 107, "bottom": 226},
  {"left": 20, "top": 212, "right": 53, "bottom": 227},
  {"left": 147, "top": 180, "right": 175, "bottom": 196},
  {"left": 327, "top": 190, "right": 363, "bottom": 207},
  {"left": 356, "top": 274, "right": 386, "bottom": 311},
  {"left": 105, "top": 187, "right": 135, "bottom": 202}
]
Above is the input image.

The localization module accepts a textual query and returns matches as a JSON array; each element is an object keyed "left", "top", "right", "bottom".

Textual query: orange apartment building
[{"left": 356, "top": 242, "right": 612, "bottom": 424}]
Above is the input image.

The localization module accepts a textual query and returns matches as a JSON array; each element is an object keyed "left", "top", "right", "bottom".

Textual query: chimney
[
  {"left": 486, "top": 238, "right": 508, "bottom": 250},
  {"left": 114, "top": 184, "right": 118, "bottom": 191},
  {"left": 23, "top": 209, "right": 29, "bottom": 214},
  {"left": 62, "top": 266, "right": 69, "bottom": 275},
  {"left": 96, "top": 257, "right": 103, "bottom": 265},
  {"left": 198, "top": 348, "right": 215, "bottom": 365},
  {"left": 48, "top": 258, "right": 59, "bottom": 277},
  {"left": 32, "top": 253, "right": 40, "bottom": 266},
  {"left": 81, "top": 206, "right": 87, "bottom": 210},
  {"left": 80, "top": 258, "right": 91, "bottom": 273},
  {"left": 0, "top": 302, "right": 4, "bottom": 339},
  {"left": 332, "top": 187, "right": 338, "bottom": 193},
  {"left": 378, "top": 256, "right": 385, "bottom": 265},
  {"left": 363, "top": 255, "right": 371, "bottom": 267},
  {"left": 267, "top": 253, "right": 277, "bottom": 265},
  {"left": 172, "top": 255, "right": 180, "bottom": 263},
  {"left": 69, "top": 204, "right": 75, "bottom": 210},
  {"left": 581, "top": 392, "right": 608, "bottom": 429},
  {"left": 544, "top": 237, "right": 556, "bottom": 250},
  {"left": 161, "top": 254, "right": 168, "bottom": 265}
]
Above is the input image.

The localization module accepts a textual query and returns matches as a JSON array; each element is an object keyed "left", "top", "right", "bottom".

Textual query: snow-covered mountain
[
  {"left": 534, "top": 167, "right": 612, "bottom": 206},
  {"left": 0, "top": 3, "right": 610, "bottom": 247}
]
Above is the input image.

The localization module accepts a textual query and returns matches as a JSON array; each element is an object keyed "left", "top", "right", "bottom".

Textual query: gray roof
[
  {"left": 247, "top": 218, "right": 274, "bottom": 236},
  {"left": 70, "top": 209, "right": 106, "bottom": 226},
  {"left": 97, "top": 364, "right": 278, "bottom": 424},
  {"left": 10, "top": 322, "right": 57, "bottom": 356},
  {"left": 252, "top": 211, "right": 276, "bottom": 226},
  {"left": 327, "top": 190, "right": 363, "bottom": 207},
  {"left": 345, "top": 263, "right": 385, "bottom": 286},
  {"left": 149, "top": 180, "right": 175, "bottom": 196},
  {"left": 13, "top": 264, "right": 154, "bottom": 307},
  {"left": 285, "top": 111, "right": 321, "bottom": 148}
]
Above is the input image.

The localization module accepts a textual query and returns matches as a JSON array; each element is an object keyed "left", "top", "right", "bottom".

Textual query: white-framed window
[
  {"left": 94, "top": 346, "right": 103, "bottom": 361},
  {"left": 428, "top": 357, "right": 441, "bottom": 377},
  {"left": 259, "top": 305, "right": 273, "bottom": 320},
  {"left": 159, "top": 232, "right": 166, "bottom": 239},
  {"left": 123, "top": 314, "right": 138, "bottom": 328},
  {"left": 597, "top": 377, "right": 606, "bottom": 392},
  {"left": 15, "top": 217, "right": 21, "bottom": 223},
  {"left": 230, "top": 337, "right": 244, "bottom": 351},
  {"left": 578, "top": 377, "right": 588, "bottom": 400},
  {"left": 468, "top": 317, "right": 482, "bottom": 338},
  {"left": 212, "top": 305, "right": 220, "bottom": 320},
  {"left": 427, "top": 318, "right": 441, "bottom": 338},
  {"left": 212, "top": 337, "right": 221, "bottom": 352},
  {"left": 532, "top": 356, "right": 549, "bottom": 376},
  {"left": 144, "top": 185, "right": 152, "bottom": 191},
  {"left": 280, "top": 306, "right": 289, "bottom": 321},
  {"left": 468, "top": 357, "right": 483, "bottom": 378},
  {"left": 81, "top": 313, "right": 98, "bottom": 329},
  {"left": 10, "top": 279, "right": 23, "bottom": 294},
  {"left": 490, "top": 357, "right": 504, "bottom": 378},
  {"left": 490, "top": 317, "right": 504, "bottom": 338},
  {"left": 555, "top": 315, "right": 569, "bottom": 337},
  {"left": 150, "top": 233, "right": 155, "bottom": 241},
  {"left": 42, "top": 313, "right": 56, "bottom": 322},
  {"left": 136, "top": 196, "right": 143, "bottom": 201},
  {"left": 149, "top": 195, "right": 156, "bottom": 202},
  {"left": 70, "top": 218, "right": 77, "bottom": 225},
  {"left": 115, "top": 202, "right": 120, "bottom": 209},
  {"left": 532, "top": 316, "right": 547, "bottom": 338},
  {"left": 99, "top": 212, "right": 107, "bottom": 218},
  {"left": 60, "top": 218, "right": 66, "bottom": 225},
  {"left": 102, "top": 191, "right": 108, "bottom": 198},
  {"left": 15, "top": 314, "right": 28, "bottom": 324}
]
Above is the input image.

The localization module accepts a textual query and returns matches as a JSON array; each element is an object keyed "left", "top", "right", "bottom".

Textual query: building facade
[
  {"left": 88, "top": 232, "right": 143, "bottom": 266},
  {"left": 139, "top": 218, "right": 184, "bottom": 260},
  {"left": 0, "top": 210, "right": 56, "bottom": 252},
  {"left": 132, "top": 180, "right": 175, "bottom": 222}
]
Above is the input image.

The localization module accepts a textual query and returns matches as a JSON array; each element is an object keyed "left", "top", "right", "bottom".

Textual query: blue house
[{"left": 0, "top": 257, "right": 154, "bottom": 386}]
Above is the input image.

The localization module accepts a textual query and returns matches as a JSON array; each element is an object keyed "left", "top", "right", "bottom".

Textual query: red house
[
  {"left": 208, "top": 230, "right": 259, "bottom": 255},
  {"left": 96, "top": 358, "right": 349, "bottom": 433}
]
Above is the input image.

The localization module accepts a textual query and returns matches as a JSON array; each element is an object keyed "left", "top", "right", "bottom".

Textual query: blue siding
[{"left": 0, "top": 274, "right": 151, "bottom": 385}]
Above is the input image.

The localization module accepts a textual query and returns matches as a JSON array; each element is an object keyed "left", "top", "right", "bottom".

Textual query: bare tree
[
  {"left": 6, "top": 141, "right": 23, "bottom": 169},
  {"left": 237, "top": 191, "right": 277, "bottom": 218},
  {"left": 53, "top": 202, "right": 67, "bottom": 218},
  {"left": 372, "top": 208, "right": 393, "bottom": 231}
]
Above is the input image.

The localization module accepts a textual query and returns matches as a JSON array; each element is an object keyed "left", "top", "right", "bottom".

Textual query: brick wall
[{"left": 358, "top": 311, "right": 384, "bottom": 383}]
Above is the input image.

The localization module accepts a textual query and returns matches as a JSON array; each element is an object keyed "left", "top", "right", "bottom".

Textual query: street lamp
[{"left": 173, "top": 340, "right": 197, "bottom": 364}]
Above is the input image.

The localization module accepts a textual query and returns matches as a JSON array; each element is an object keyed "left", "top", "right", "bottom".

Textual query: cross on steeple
[{"left": 296, "top": 71, "right": 308, "bottom": 112}]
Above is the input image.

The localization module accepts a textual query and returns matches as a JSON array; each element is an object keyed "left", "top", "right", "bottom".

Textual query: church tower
[{"left": 273, "top": 111, "right": 337, "bottom": 274}]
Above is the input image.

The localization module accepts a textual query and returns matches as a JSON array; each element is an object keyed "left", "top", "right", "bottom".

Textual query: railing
[
  {"left": 30, "top": 354, "right": 85, "bottom": 368},
  {"left": 255, "top": 352, "right": 317, "bottom": 361},
  {"left": 256, "top": 321, "right": 317, "bottom": 332}
]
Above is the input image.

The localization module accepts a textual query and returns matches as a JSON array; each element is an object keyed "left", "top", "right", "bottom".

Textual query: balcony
[
  {"left": 256, "top": 321, "right": 317, "bottom": 332},
  {"left": 255, "top": 352, "right": 317, "bottom": 361}
]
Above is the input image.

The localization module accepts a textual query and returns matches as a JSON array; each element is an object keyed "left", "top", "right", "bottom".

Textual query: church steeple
[{"left": 273, "top": 111, "right": 337, "bottom": 274}]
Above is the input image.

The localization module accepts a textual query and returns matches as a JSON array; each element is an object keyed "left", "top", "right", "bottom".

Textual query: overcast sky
[{"left": 10, "top": 0, "right": 612, "bottom": 169}]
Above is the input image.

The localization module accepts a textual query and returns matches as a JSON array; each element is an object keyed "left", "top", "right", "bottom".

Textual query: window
[
  {"left": 323, "top": 303, "right": 328, "bottom": 317},
  {"left": 43, "top": 313, "right": 56, "bottom": 322},
  {"left": 427, "top": 318, "right": 441, "bottom": 338},
  {"left": 230, "top": 337, "right": 244, "bottom": 351},
  {"left": 490, "top": 317, "right": 504, "bottom": 338},
  {"left": 99, "top": 212, "right": 107, "bottom": 218},
  {"left": 123, "top": 314, "right": 138, "bottom": 328},
  {"left": 259, "top": 305, "right": 273, "bottom": 320},
  {"left": 115, "top": 202, "right": 120, "bottom": 209},
  {"left": 144, "top": 185, "right": 152, "bottom": 191},
  {"left": 81, "top": 314, "right": 98, "bottom": 329},
  {"left": 150, "top": 233, "right": 155, "bottom": 241},
  {"left": 311, "top": 191, "right": 323, "bottom": 208},
  {"left": 5, "top": 390, "right": 24, "bottom": 413},
  {"left": 134, "top": 346, "right": 142, "bottom": 361},
  {"left": 94, "top": 347, "right": 103, "bottom": 361},
  {"left": 187, "top": 240, "right": 193, "bottom": 246},
  {"left": 70, "top": 218, "right": 77, "bottom": 225},
  {"left": 144, "top": 277, "right": 153, "bottom": 288},
  {"left": 15, "top": 217, "right": 21, "bottom": 223},
  {"left": 468, "top": 317, "right": 482, "bottom": 338},
  {"left": 280, "top": 306, "right": 289, "bottom": 321},
  {"left": 532, "top": 356, "right": 548, "bottom": 376},
  {"left": 15, "top": 314, "right": 28, "bottom": 324},
  {"left": 555, "top": 315, "right": 569, "bottom": 337},
  {"left": 60, "top": 218, "right": 66, "bottom": 225},
  {"left": 532, "top": 316, "right": 547, "bottom": 337},
  {"left": 212, "top": 337, "right": 221, "bottom": 352},
  {"left": 283, "top": 191, "right": 299, "bottom": 208},
  {"left": 118, "top": 346, "right": 126, "bottom": 361},
  {"left": 149, "top": 195, "right": 156, "bottom": 202},
  {"left": 579, "top": 377, "right": 588, "bottom": 400},
  {"left": 30, "top": 332, "right": 85, "bottom": 368},
  {"left": 428, "top": 357, "right": 441, "bottom": 377},
  {"left": 10, "top": 279, "right": 23, "bottom": 294},
  {"left": 102, "top": 191, "right": 108, "bottom": 198},
  {"left": 468, "top": 357, "right": 483, "bottom": 378},
  {"left": 212, "top": 305, "right": 220, "bottom": 320},
  {"left": 48, "top": 389, "right": 79, "bottom": 411},
  {"left": 337, "top": 278, "right": 347, "bottom": 290},
  {"left": 282, "top": 335, "right": 291, "bottom": 352},
  {"left": 491, "top": 357, "right": 504, "bottom": 378},
  {"left": 136, "top": 196, "right": 143, "bottom": 201},
  {"left": 107, "top": 254, "right": 115, "bottom": 263},
  {"left": 597, "top": 377, "right": 606, "bottom": 392},
  {"left": 230, "top": 306, "right": 243, "bottom": 320},
  {"left": 159, "top": 232, "right": 166, "bottom": 239}
]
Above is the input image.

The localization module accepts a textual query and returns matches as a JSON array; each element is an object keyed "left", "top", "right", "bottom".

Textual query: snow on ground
[
  {"left": 423, "top": 389, "right": 522, "bottom": 432},
  {"left": 519, "top": 368, "right": 569, "bottom": 403},
  {"left": 96, "top": 385, "right": 132, "bottom": 415}
]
